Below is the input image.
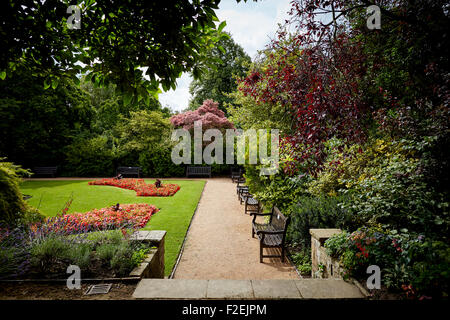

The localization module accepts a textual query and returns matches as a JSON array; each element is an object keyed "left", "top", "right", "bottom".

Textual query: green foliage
[
  {"left": 290, "top": 251, "right": 312, "bottom": 276},
  {"left": 21, "top": 205, "right": 46, "bottom": 225},
  {"left": 114, "top": 109, "right": 185, "bottom": 177},
  {"left": 64, "top": 135, "right": 116, "bottom": 177},
  {"left": 0, "top": 160, "right": 29, "bottom": 225},
  {"left": 189, "top": 33, "right": 251, "bottom": 113},
  {"left": 1, "top": 0, "right": 237, "bottom": 102},
  {"left": 307, "top": 136, "right": 449, "bottom": 237},
  {"left": 287, "top": 195, "right": 357, "bottom": 250},
  {"left": 249, "top": 174, "right": 307, "bottom": 214},
  {"left": 226, "top": 51, "right": 294, "bottom": 132},
  {"left": 28, "top": 229, "right": 151, "bottom": 277},
  {"left": 66, "top": 242, "right": 94, "bottom": 270},
  {"left": 116, "top": 110, "right": 171, "bottom": 153},
  {"left": 138, "top": 146, "right": 185, "bottom": 177},
  {"left": 325, "top": 227, "right": 450, "bottom": 298},
  {"left": 30, "top": 235, "right": 72, "bottom": 273},
  {"left": 109, "top": 242, "right": 140, "bottom": 276},
  {"left": 0, "top": 69, "right": 91, "bottom": 169},
  {"left": 96, "top": 243, "right": 118, "bottom": 262},
  {"left": 84, "top": 229, "right": 124, "bottom": 246},
  {"left": 131, "top": 247, "right": 151, "bottom": 267}
]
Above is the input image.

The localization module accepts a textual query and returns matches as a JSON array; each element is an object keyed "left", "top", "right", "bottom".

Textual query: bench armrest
[
  {"left": 250, "top": 212, "right": 272, "bottom": 222},
  {"left": 250, "top": 212, "right": 272, "bottom": 217}
]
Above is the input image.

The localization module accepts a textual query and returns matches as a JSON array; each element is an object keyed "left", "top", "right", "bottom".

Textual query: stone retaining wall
[
  {"left": 310, "top": 228, "right": 343, "bottom": 279},
  {"left": 130, "top": 230, "right": 166, "bottom": 279}
]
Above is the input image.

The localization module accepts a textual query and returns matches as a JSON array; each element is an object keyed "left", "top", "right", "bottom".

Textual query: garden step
[{"left": 132, "top": 279, "right": 365, "bottom": 299}]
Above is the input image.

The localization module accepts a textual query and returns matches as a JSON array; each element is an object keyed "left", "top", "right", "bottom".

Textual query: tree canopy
[
  {"left": 188, "top": 32, "right": 251, "bottom": 113},
  {"left": 0, "top": 0, "right": 244, "bottom": 104}
]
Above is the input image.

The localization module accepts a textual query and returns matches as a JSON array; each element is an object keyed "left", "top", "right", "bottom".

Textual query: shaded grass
[{"left": 20, "top": 179, "right": 206, "bottom": 276}]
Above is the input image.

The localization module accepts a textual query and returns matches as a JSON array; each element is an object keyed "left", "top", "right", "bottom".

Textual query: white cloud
[
  {"left": 217, "top": 9, "right": 275, "bottom": 58},
  {"left": 158, "top": 73, "right": 192, "bottom": 113}
]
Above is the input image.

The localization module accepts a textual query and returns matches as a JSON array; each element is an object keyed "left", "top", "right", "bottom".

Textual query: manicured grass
[{"left": 20, "top": 179, "right": 206, "bottom": 276}]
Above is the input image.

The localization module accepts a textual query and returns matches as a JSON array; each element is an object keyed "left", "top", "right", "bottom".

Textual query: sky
[{"left": 158, "top": 0, "right": 293, "bottom": 112}]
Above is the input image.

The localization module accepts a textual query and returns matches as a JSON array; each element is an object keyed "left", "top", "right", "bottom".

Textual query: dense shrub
[
  {"left": 170, "top": 99, "right": 234, "bottom": 131},
  {"left": 243, "top": 165, "right": 308, "bottom": 213},
  {"left": 64, "top": 135, "right": 116, "bottom": 177},
  {"left": 0, "top": 226, "right": 31, "bottom": 279},
  {"left": 0, "top": 160, "right": 29, "bottom": 225},
  {"left": 286, "top": 195, "right": 357, "bottom": 250},
  {"left": 138, "top": 146, "right": 184, "bottom": 177},
  {"left": 309, "top": 137, "right": 449, "bottom": 237},
  {"left": 325, "top": 227, "right": 450, "bottom": 299},
  {"left": 30, "top": 234, "right": 73, "bottom": 273},
  {"left": 2, "top": 228, "right": 151, "bottom": 279}
]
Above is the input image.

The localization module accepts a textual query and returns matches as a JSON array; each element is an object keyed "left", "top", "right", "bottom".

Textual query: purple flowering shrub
[{"left": 0, "top": 225, "right": 31, "bottom": 279}]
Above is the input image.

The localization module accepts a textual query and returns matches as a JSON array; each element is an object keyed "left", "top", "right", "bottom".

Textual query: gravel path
[{"left": 173, "top": 178, "right": 299, "bottom": 280}]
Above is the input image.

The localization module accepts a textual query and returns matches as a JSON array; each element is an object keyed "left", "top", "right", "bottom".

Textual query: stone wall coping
[
  {"left": 309, "top": 228, "right": 342, "bottom": 242},
  {"left": 130, "top": 230, "right": 166, "bottom": 243}
]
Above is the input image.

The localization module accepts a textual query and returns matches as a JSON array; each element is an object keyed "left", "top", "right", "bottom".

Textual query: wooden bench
[
  {"left": 33, "top": 166, "right": 57, "bottom": 177},
  {"left": 251, "top": 206, "right": 290, "bottom": 263},
  {"left": 243, "top": 193, "right": 260, "bottom": 215},
  {"left": 231, "top": 168, "right": 242, "bottom": 183},
  {"left": 117, "top": 166, "right": 141, "bottom": 178},
  {"left": 186, "top": 166, "right": 211, "bottom": 178},
  {"left": 236, "top": 177, "right": 248, "bottom": 200}
]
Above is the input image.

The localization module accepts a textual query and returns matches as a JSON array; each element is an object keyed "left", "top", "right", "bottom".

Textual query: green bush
[
  {"left": 30, "top": 235, "right": 72, "bottom": 273},
  {"left": 138, "top": 145, "right": 184, "bottom": 177},
  {"left": 66, "top": 242, "right": 93, "bottom": 269},
  {"left": 290, "top": 251, "right": 312, "bottom": 276},
  {"left": 244, "top": 165, "right": 309, "bottom": 213},
  {"left": 21, "top": 205, "right": 46, "bottom": 225},
  {"left": 96, "top": 243, "right": 118, "bottom": 262},
  {"left": 64, "top": 135, "right": 116, "bottom": 177},
  {"left": 85, "top": 229, "right": 124, "bottom": 246},
  {"left": 0, "top": 160, "right": 29, "bottom": 225},
  {"left": 287, "top": 195, "right": 357, "bottom": 250},
  {"left": 110, "top": 242, "right": 137, "bottom": 276},
  {"left": 324, "top": 227, "right": 450, "bottom": 299}
]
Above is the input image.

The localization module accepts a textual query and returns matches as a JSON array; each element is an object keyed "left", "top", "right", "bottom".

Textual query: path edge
[{"left": 168, "top": 179, "right": 208, "bottom": 279}]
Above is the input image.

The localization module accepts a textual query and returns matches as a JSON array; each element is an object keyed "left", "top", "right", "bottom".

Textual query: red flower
[{"left": 89, "top": 178, "right": 180, "bottom": 197}]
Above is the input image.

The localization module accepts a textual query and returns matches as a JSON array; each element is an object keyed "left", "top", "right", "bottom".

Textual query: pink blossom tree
[{"left": 170, "top": 99, "right": 234, "bottom": 131}]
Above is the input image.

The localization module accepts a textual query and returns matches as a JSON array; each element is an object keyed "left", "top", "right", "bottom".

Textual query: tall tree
[
  {"left": 0, "top": 68, "right": 91, "bottom": 168},
  {"left": 188, "top": 33, "right": 251, "bottom": 113},
  {"left": 0, "top": 0, "right": 246, "bottom": 103}
]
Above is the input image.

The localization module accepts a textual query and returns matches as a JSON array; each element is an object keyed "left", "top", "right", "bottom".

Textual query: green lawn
[{"left": 20, "top": 179, "right": 206, "bottom": 277}]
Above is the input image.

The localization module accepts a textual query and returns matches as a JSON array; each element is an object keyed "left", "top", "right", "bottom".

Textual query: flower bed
[
  {"left": 0, "top": 228, "right": 153, "bottom": 279},
  {"left": 88, "top": 178, "right": 180, "bottom": 197},
  {"left": 31, "top": 203, "right": 158, "bottom": 237},
  {"left": 324, "top": 227, "right": 450, "bottom": 299}
]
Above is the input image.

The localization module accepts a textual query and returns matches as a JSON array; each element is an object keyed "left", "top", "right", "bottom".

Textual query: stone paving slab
[
  {"left": 252, "top": 279, "right": 302, "bottom": 299},
  {"left": 294, "top": 279, "right": 363, "bottom": 299},
  {"left": 133, "top": 279, "right": 208, "bottom": 299},
  {"left": 132, "top": 279, "right": 365, "bottom": 300},
  {"left": 206, "top": 280, "right": 253, "bottom": 299}
]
